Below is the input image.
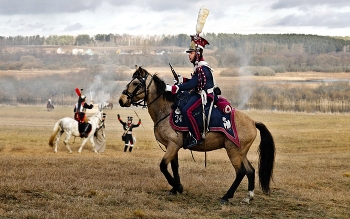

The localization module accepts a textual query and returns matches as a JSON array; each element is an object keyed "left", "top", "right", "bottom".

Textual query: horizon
[{"left": 0, "top": 0, "right": 349, "bottom": 38}]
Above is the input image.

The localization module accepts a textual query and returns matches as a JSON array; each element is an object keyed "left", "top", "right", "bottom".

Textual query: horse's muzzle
[{"left": 118, "top": 96, "right": 131, "bottom": 107}]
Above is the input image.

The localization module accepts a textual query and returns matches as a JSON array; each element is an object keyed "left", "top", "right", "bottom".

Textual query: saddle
[
  {"left": 75, "top": 113, "right": 92, "bottom": 137},
  {"left": 169, "top": 92, "right": 240, "bottom": 147},
  {"left": 77, "top": 122, "right": 92, "bottom": 137}
]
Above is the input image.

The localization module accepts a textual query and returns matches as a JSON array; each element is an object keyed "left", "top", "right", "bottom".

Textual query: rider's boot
[
  {"left": 81, "top": 123, "right": 91, "bottom": 138},
  {"left": 185, "top": 135, "right": 202, "bottom": 149},
  {"left": 124, "top": 145, "right": 128, "bottom": 152},
  {"left": 129, "top": 145, "right": 133, "bottom": 152}
]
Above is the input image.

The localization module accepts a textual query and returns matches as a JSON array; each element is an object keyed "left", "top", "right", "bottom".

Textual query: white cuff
[{"left": 165, "top": 84, "right": 172, "bottom": 92}]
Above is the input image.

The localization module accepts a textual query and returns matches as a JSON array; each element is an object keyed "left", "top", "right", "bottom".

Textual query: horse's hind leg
[
  {"left": 63, "top": 132, "right": 73, "bottom": 154},
  {"left": 54, "top": 130, "right": 64, "bottom": 153},
  {"left": 241, "top": 158, "right": 255, "bottom": 204},
  {"left": 220, "top": 147, "right": 247, "bottom": 204}
]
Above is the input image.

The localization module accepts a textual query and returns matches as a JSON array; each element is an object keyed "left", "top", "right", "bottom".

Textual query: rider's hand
[
  {"left": 90, "top": 100, "right": 94, "bottom": 104},
  {"left": 139, "top": 119, "right": 141, "bottom": 123},
  {"left": 177, "top": 74, "right": 183, "bottom": 84},
  {"left": 117, "top": 114, "right": 120, "bottom": 118}
]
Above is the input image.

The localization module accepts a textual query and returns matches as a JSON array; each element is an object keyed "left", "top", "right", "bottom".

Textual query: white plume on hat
[{"left": 196, "top": 6, "right": 210, "bottom": 35}]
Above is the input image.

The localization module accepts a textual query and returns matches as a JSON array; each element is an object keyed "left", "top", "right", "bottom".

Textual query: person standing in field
[
  {"left": 94, "top": 112, "right": 107, "bottom": 153},
  {"left": 117, "top": 114, "right": 141, "bottom": 152}
]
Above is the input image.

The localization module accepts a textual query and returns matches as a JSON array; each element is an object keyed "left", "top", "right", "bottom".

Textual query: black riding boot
[
  {"left": 185, "top": 135, "right": 203, "bottom": 149},
  {"left": 129, "top": 146, "right": 133, "bottom": 152},
  {"left": 186, "top": 136, "right": 198, "bottom": 149},
  {"left": 124, "top": 145, "right": 128, "bottom": 152},
  {"left": 81, "top": 123, "right": 91, "bottom": 138}
]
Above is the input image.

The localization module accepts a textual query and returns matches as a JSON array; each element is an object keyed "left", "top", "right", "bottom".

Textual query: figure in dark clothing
[
  {"left": 118, "top": 114, "right": 141, "bottom": 152},
  {"left": 74, "top": 88, "right": 94, "bottom": 138}
]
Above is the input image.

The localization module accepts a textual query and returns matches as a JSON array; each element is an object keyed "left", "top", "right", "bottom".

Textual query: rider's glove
[{"left": 165, "top": 85, "right": 179, "bottom": 94}]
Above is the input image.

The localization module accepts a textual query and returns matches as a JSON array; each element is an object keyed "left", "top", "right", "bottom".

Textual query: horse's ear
[{"left": 138, "top": 66, "right": 146, "bottom": 77}]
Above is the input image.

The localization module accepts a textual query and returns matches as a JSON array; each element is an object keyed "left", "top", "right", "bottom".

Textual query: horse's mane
[
  {"left": 152, "top": 74, "right": 176, "bottom": 103},
  {"left": 133, "top": 67, "right": 176, "bottom": 103}
]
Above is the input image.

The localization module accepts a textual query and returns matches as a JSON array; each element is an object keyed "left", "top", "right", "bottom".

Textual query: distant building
[
  {"left": 85, "top": 49, "right": 94, "bottom": 55},
  {"left": 57, "top": 47, "right": 65, "bottom": 54},
  {"left": 72, "top": 48, "right": 84, "bottom": 55}
]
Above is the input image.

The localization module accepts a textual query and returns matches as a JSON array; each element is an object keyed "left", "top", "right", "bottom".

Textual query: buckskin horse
[{"left": 118, "top": 67, "right": 275, "bottom": 204}]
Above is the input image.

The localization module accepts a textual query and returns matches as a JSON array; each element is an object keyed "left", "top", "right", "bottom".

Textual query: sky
[{"left": 0, "top": 0, "right": 349, "bottom": 37}]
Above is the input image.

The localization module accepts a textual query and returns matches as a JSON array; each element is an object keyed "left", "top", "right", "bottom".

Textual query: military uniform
[
  {"left": 118, "top": 115, "right": 141, "bottom": 152},
  {"left": 166, "top": 35, "right": 215, "bottom": 148},
  {"left": 73, "top": 88, "right": 94, "bottom": 138}
]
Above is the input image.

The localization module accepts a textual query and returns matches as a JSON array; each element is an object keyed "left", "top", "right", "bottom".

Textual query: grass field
[{"left": 0, "top": 105, "right": 349, "bottom": 218}]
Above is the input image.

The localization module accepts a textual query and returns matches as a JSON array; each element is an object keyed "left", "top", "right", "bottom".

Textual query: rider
[
  {"left": 48, "top": 97, "right": 52, "bottom": 105},
  {"left": 74, "top": 88, "right": 94, "bottom": 138},
  {"left": 165, "top": 35, "right": 215, "bottom": 148},
  {"left": 118, "top": 114, "right": 141, "bottom": 152}
]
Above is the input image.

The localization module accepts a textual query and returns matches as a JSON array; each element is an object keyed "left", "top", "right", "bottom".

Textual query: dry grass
[{"left": 0, "top": 105, "right": 349, "bottom": 218}]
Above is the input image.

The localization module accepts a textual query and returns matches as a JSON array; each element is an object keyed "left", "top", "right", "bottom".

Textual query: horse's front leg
[
  {"left": 160, "top": 146, "right": 183, "bottom": 195},
  {"left": 89, "top": 136, "right": 98, "bottom": 153},
  {"left": 169, "top": 153, "right": 183, "bottom": 194},
  {"left": 78, "top": 138, "right": 89, "bottom": 153}
]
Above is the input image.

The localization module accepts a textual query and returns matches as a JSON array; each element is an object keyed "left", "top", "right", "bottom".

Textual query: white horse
[{"left": 48, "top": 109, "right": 103, "bottom": 153}]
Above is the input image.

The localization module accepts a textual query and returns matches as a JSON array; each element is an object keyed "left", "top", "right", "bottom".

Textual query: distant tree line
[
  {"left": 1, "top": 33, "right": 350, "bottom": 108},
  {"left": 1, "top": 47, "right": 350, "bottom": 73},
  {"left": 1, "top": 33, "right": 349, "bottom": 54}
]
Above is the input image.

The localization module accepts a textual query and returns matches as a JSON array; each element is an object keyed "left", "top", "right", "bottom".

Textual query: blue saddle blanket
[{"left": 169, "top": 93, "right": 240, "bottom": 147}]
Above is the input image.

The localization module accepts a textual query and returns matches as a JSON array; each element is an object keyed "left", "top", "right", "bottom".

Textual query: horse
[
  {"left": 48, "top": 108, "right": 104, "bottom": 153},
  {"left": 47, "top": 102, "right": 54, "bottom": 111},
  {"left": 118, "top": 66, "right": 275, "bottom": 204},
  {"left": 103, "top": 102, "right": 113, "bottom": 110}
]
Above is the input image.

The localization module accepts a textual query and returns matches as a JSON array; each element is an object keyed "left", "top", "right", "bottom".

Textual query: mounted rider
[
  {"left": 74, "top": 88, "right": 94, "bottom": 138},
  {"left": 165, "top": 7, "right": 228, "bottom": 149}
]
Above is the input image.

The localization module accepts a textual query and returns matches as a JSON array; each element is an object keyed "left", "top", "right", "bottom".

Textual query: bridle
[{"left": 121, "top": 69, "right": 162, "bottom": 107}]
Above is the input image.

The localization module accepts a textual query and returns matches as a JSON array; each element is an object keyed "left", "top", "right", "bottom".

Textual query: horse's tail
[
  {"left": 49, "top": 119, "right": 61, "bottom": 147},
  {"left": 255, "top": 122, "right": 275, "bottom": 195}
]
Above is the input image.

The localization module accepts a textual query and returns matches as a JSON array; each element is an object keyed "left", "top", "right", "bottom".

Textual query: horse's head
[
  {"left": 92, "top": 105, "right": 104, "bottom": 125},
  {"left": 119, "top": 66, "right": 151, "bottom": 107}
]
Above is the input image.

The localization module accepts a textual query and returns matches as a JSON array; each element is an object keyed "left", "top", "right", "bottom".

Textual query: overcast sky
[{"left": 0, "top": 0, "right": 349, "bottom": 37}]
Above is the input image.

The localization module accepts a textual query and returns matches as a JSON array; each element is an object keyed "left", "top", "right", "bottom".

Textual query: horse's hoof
[
  {"left": 177, "top": 184, "right": 183, "bottom": 194},
  {"left": 220, "top": 198, "right": 229, "bottom": 205},
  {"left": 241, "top": 197, "right": 250, "bottom": 204},
  {"left": 168, "top": 188, "right": 177, "bottom": 196}
]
